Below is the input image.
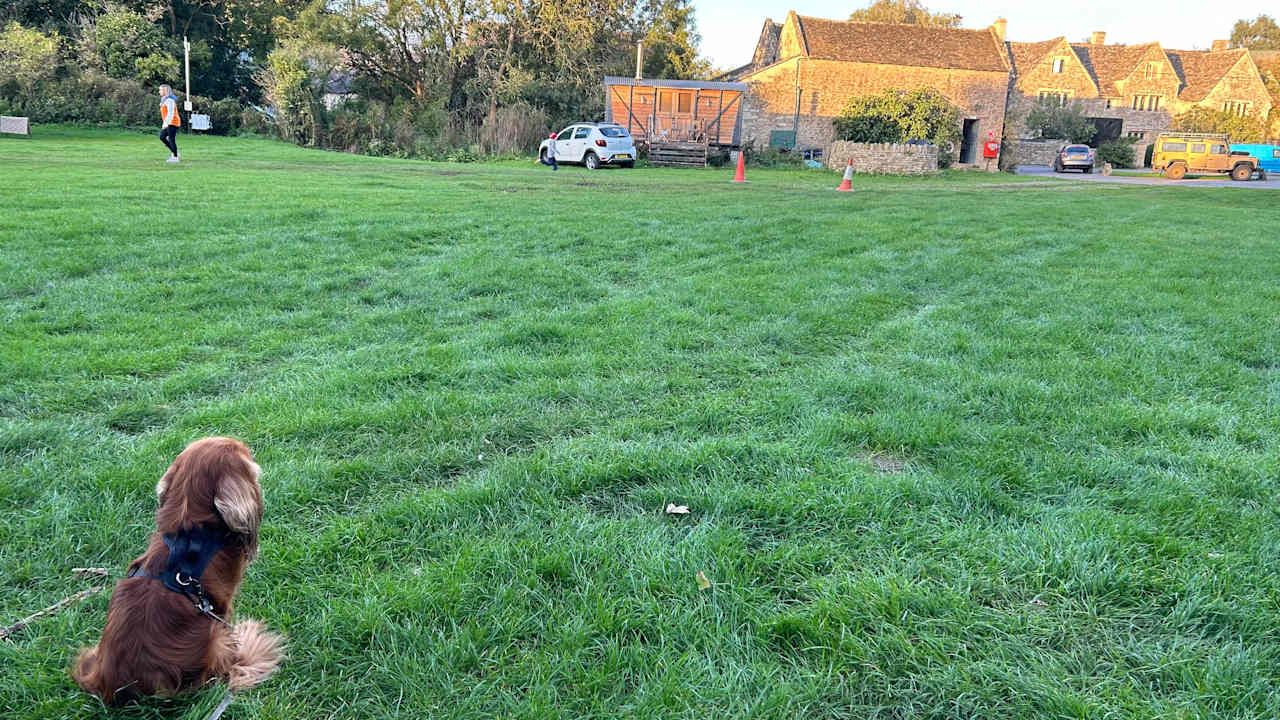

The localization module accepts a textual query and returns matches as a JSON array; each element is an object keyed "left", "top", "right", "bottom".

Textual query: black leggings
[{"left": 159, "top": 125, "right": 178, "bottom": 157}]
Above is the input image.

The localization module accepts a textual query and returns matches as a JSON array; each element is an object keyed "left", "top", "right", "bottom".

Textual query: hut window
[
  {"left": 658, "top": 91, "right": 673, "bottom": 113},
  {"left": 677, "top": 92, "right": 692, "bottom": 113},
  {"left": 1052, "top": 58, "right": 1064, "bottom": 73}
]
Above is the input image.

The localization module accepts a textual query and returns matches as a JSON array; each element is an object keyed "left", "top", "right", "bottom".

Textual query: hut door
[{"left": 655, "top": 90, "right": 695, "bottom": 140}]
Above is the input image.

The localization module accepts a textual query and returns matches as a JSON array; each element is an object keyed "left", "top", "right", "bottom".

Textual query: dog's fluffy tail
[
  {"left": 72, "top": 644, "right": 102, "bottom": 696},
  {"left": 227, "top": 620, "right": 284, "bottom": 692}
]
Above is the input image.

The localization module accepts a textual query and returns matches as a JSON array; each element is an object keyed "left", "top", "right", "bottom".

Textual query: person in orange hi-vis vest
[{"left": 158, "top": 84, "right": 181, "bottom": 163}]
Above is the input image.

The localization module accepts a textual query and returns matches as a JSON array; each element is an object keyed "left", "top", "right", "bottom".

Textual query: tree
[
  {"left": 0, "top": 22, "right": 61, "bottom": 93},
  {"left": 848, "top": 0, "right": 960, "bottom": 27},
  {"left": 1024, "top": 100, "right": 1096, "bottom": 144},
  {"left": 834, "top": 88, "right": 961, "bottom": 167},
  {"left": 81, "top": 6, "right": 179, "bottom": 83},
  {"left": 1173, "top": 107, "right": 1267, "bottom": 143},
  {"left": 1230, "top": 14, "right": 1280, "bottom": 50}
]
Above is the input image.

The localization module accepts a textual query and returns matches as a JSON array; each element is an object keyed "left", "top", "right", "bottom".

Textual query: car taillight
[{"left": 595, "top": 139, "right": 606, "bottom": 147}]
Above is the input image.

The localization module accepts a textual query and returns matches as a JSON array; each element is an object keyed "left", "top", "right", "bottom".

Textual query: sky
[{"left": 692, "top": 0, "right": 1277, "bottom": 70}]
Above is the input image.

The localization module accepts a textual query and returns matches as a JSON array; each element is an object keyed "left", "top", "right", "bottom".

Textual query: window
[
  {"left": 1132, "top": 95, "right": 1161, "bottom": 111},
  {"left": 1190, "top": 143, "right": 1206, "bottom": 153},
  {"left": 1210, "top": 144, "right": 1226, "bottom": 154},
  {"left": 1143, "top": 62, "right": 1161, "bottom": 79},
  {"left": 1038, "top": 90, "right": 1068, "bottom": 106},
  {"left": 1274, "top": 149, "right": 1280, "bottom": 159},
  {"left": 1223, "top": 101, "right": 1250, "bottom": 116},
  {"left": 658, "top": 91, "right": 672, "bottom": 113},
  {"left": 1161, "top": 142, "right": 1187, "bottom": 152},
  {"left": 556, "top": 128, "right": 573, "bottom": 141},
  {"left": 676, "top": 92, "right": 692, "bottom": 114},
  {"left": 1052, "top": 57, "right": 1065, "bottom": 73},
  {"left": 599, "top": 126, "right": 629, "bottom": 138},
  {"left": 573, "top": 126, "right": 590, "bottom": 139}
]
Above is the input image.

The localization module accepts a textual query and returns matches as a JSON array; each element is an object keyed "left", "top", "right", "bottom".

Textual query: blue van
[{"left": 1230, "top": 144, "right": 1280, "bottom": 173}]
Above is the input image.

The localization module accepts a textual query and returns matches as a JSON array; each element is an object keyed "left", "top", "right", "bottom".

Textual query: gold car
[{"left": 1152, "top": 132, "right": 1263, "bottom": 181}]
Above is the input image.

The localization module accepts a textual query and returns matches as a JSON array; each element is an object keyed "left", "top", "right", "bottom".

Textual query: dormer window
[
  {"left": 1052, "top": 58, "right": 1065, "bottom": 73},
  {"left": 1143, "top": 62, "right": 1161, "bottom": 79}
]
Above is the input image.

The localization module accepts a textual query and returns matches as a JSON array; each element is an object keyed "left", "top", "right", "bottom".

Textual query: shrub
[
  {"left": 1025, "top": 100, "right": 1096, "bottom": 144},
  {"left": 1097, "top": 138, "right": 1137, "bottom": 169},
  {"left": 1172, "top": 107, "right": 1267, "bottom": 143},
  {"left": 203, "top": 98, "right": 244, "bottom": 135},
  {"left": 834, "top": 88, "right": 961, "bottom": 168},
  {"left": 0, "top": 22, "right": 60, "bottom": 93},
  {"left": 742, "top": 142, "right": 806, "bottom": 168}
]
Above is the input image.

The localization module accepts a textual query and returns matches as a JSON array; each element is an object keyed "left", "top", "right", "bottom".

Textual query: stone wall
[
  {"left": 825, "top": 141, "right": 938, "bottom": 174},
  {"left": 739, "top": 57, "right": 1009, "bottom": 170},
  {"left": 1007, "top": 138, "right": 1072, "bottom": 166}
]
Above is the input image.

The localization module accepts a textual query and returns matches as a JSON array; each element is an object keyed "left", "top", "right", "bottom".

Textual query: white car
[{"left": 540, "top": 123, "right": 636, "bottom": 169}]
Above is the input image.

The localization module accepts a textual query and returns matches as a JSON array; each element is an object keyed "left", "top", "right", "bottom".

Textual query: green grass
[{"left": 2, "top": 126, "right": 1279, "bottom": 719}]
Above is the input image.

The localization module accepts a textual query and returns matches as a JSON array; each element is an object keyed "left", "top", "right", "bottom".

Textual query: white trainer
[{"left": 167, "top": 156, "right": 179, "bottom": 163}]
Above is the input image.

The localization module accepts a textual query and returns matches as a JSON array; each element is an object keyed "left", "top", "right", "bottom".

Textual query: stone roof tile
[
  {"left": 1165, "top": 48, "right": 1248, "bottom": 101},
  {"left": 794, "top": 15, "right": 1008, "bottom": 73}
]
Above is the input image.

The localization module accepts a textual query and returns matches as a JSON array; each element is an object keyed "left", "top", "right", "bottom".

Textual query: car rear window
[
  {"left": 1066, "top": 146, "right": 1090, "bottom": 153},
  {"left": 599, "top": 127, "right": 629, "bottom": 138},
  {"left": 1161, "top": 142, "right": 1187, "bottom": 152}
]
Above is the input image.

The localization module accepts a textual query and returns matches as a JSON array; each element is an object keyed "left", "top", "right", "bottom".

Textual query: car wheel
[
  {"left": 1083, "top": 166, "right": 1092, "bottom": 174},
  {"left": 1052, "top": 161, "right": 1061, "bottom": 173},
  {"left": 1259, "top": 170, "right": 1268, "bottom": 181},
  {"left": 1164, "top": 163, "right": 1186, "bottom": 180},
  {"left": 620, "top": 161, "right": 634, "bottom": 169},
  {"left": 1230, "top": 164, "right": 1252, "bottom": 181},
  {"left": 539, "top": 149, "right": 548, "bottom": 163},
  {"left": 584, "top": 152, "right": 600, "bottom": 170}
]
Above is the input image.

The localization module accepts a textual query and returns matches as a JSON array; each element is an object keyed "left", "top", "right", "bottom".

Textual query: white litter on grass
[{"left": 665, "top": 503, "right": 690, "bottom": 515}]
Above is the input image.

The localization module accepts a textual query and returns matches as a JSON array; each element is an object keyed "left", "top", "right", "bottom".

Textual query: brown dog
[{"left": 73, "top": 437, "right": 284, "bottom": 704}]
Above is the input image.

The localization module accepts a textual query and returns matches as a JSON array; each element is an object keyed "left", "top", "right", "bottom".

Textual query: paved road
[{"left": 1016, "top": 165, "right": 1280, "bottom": 189}]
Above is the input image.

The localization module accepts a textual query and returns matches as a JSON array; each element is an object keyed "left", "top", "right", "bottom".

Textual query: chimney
[
  {"left": 992, "top": 18, "right": 1007, "bottom": 43},
  {"left": 1211, "top": 39, "right": 1229, "bottom": 52},
  {"left": 1090, "top": 31, "right": 1106, "bottom": 45}
]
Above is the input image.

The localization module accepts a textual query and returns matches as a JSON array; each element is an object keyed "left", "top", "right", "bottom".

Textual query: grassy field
[{"left": 2, "top": 126, "right": 1279, "bottom": 719}]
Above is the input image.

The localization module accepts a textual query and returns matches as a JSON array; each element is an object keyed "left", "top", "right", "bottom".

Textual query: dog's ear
[{"left": 214, "top": 459, "right": 262, "bottom": 549}]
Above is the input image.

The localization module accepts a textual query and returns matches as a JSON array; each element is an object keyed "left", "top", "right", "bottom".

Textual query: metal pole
[
  {"left": 183, "top": 36, "right": 192, "bottom": 111},
  {"left": 635, "top": 42, "right": 643, "bottom": 80}
]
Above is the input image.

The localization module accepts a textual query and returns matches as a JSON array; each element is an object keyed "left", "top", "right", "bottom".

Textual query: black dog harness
[{"left": 126, "top": 525, "right": 232, "bottom": 626}]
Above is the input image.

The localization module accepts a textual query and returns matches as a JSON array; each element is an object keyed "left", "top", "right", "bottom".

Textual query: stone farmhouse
[
  {"left": 724, "top": 12, "right": 1011, "bottom": 166},
  {"left": 722, "top": 12, "right": 1274, "bottom": 168},
  {"left": 1007, "top": 34, "right": 1273, "bottom": 160}
]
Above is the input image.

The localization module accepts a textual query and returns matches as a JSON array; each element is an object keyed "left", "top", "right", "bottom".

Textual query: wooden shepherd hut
[{"left": 603, "top": 76, "right": 746, "bottom": 166}]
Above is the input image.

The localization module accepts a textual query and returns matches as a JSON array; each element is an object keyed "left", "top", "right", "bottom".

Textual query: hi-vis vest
[{"left": 161, "top": 94, "right": 181, "bottom": 127}]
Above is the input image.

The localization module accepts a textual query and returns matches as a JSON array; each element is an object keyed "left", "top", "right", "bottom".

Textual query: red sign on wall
[{"left": 982, "top": 140, "right": 1000, "bottom": 159}]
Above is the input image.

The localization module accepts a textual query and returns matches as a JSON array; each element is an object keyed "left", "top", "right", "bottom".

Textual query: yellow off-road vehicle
[{"left": 1152, "top": 132, "right": 1265, "bottom": 181}]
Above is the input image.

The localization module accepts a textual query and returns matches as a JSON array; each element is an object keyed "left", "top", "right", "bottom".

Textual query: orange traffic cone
[
  {"left": 836, "top": 159, "right": 854, "bottom": 191},
  {"left": 732, "top": 151, "right": 746, "bottom": 183}
]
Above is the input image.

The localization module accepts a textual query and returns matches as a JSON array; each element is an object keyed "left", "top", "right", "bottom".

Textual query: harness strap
[{"left": 126, "top": 525, "right": 233, "bottom": 627}]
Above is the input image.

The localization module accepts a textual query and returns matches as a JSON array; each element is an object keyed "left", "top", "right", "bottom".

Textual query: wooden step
[{"left": 649, "top": 141, "right": 708, "bottom": 168}]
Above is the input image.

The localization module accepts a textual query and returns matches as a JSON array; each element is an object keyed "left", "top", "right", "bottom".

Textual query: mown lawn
[{"left": 2, "top": 126, "right": 1279, "bottom": 719}]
